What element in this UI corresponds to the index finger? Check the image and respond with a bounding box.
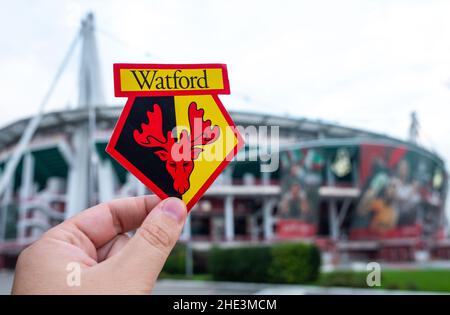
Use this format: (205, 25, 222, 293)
(63, 195, 161, 249)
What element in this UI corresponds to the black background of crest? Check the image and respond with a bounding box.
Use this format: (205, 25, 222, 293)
(114, 96, 181, 198)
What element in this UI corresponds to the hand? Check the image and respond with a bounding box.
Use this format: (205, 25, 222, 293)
(11, 196, 187, 294)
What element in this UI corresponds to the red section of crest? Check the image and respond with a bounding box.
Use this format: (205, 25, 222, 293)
(132, 104, 175, 152)
(106, 94, 244, 211)
(132, 102, 220, 195)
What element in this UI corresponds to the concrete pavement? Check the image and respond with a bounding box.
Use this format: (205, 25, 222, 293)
(0, 271, 446, 295)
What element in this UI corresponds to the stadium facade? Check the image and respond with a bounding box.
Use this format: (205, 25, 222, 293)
(0, 14, 448, 268)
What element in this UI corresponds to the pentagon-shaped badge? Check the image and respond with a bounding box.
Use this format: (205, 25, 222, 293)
(106, 64, 244, 211)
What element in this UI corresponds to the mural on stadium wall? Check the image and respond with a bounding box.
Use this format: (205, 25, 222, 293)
(350, 144, 448, 239)
(277, 148, 325, 238)
(276, 146, 360, 238)
(276, 143, 447, 240)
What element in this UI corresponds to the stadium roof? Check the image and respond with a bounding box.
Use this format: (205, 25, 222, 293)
(0, 106, 445, 168)
(0, 105, 402, 149)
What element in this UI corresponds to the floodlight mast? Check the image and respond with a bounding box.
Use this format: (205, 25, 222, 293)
(66, 12, 104, 218)
(409, 111, 419, 144)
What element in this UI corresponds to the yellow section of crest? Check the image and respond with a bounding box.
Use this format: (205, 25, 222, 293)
(119, 68, 224, 92)
(174, 95, 238, 205)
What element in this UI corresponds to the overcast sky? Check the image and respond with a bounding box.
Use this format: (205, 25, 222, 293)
(1, 0, 450, 215)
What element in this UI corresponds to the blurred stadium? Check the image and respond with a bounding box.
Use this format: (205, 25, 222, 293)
(0, 14, 448, 269)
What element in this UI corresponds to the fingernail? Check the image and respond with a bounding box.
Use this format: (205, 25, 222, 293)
(162, 197, 187, 223)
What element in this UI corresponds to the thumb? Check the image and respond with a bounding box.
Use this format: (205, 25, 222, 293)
(111, 197, 187, 290)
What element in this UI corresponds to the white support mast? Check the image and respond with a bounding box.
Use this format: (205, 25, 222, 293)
(409, 111, 419, 144)
(66, 13, 104, 218)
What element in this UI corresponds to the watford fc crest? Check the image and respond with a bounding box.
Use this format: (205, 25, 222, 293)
(106, 64, 244, 211)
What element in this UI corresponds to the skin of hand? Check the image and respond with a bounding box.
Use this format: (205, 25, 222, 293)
(11, 195, 187, 294)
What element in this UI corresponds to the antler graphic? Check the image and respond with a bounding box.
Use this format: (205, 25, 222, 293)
(133, 104, 174, 160)
(188, 102, 220, 159)
(132, 102, 220, 195)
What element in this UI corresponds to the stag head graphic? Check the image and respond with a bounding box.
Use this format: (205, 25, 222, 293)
(133, 102, 220, 194)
